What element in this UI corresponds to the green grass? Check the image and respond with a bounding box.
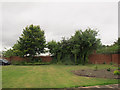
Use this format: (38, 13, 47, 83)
(2, 64, 119, 88)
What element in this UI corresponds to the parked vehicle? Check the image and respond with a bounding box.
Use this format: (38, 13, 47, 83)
(0, 59, 11, 65)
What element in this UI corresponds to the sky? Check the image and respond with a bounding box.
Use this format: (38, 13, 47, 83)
(0, 1, 119, 51)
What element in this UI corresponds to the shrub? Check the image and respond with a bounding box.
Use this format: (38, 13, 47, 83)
(57, 61, 62, 64)
(63, 59, 74, 65)
(113, 70, 120, 75)
(94, 65, 98, 71)
(107, 68, 111, 71)
(109, 62, 113, 65)
(50, 57, 57, 64)
(103, 62, 106, 64)
(118, 67, 120, 70)
(11, 60, 26, 65)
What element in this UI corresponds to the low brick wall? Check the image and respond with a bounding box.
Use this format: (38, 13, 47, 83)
(3, 56, 52, 62)
(3, 54, 120, 64)
(40, 56, 52, 62)
(88, 54, 120, 64)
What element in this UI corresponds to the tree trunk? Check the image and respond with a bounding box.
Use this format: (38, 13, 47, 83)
(83, 53, 86, 65)
(75, 54, 77, 64)
(57, 53, 61, 63)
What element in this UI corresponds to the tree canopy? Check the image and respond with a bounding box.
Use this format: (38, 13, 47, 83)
(47, 28, 101, 65)
(96, 38, 120, 54)
(3, 26, 103, 65)
(16, 24, 46, 58)
(3, 24, 46, 60)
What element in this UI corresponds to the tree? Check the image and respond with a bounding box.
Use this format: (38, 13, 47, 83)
(70, 30, 82, 64)
(12, 43, 24, 56)
(60, 37, 71, 61)
(47, 40, 62, 63)
(81, 29, 100, 64)
(70, 28, 101, 65)
(96, 38, 120, 54)
(47, 28, 100, 65)
(47, 40, 58, 56)
(14, 24, 46, 61)
(2, 48, 15, 57)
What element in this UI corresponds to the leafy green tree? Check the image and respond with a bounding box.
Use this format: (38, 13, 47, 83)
(96, 38, 120, 54)
(60, 37, 72, 61)
(114, 38, 120, 53)
(71, 28, 101, 65)
(47, 40, 62, 63)
(12, 43, 24, 56)
(47, 28, 100, 65)
(71, 48, 79, 64)
(47, 40, 58, 56)
(14, 24, 46, 61)
(2, 49, 15, 57)
(70, 30, 82, 64)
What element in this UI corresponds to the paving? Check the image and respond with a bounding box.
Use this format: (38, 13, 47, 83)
(78, 84, 120, 89)
(49, 84, 120, 90)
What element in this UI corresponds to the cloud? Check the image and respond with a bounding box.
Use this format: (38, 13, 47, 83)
(1, 2, 118, 51)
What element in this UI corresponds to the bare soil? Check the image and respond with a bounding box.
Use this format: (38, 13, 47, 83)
(71, 69, 120, 79)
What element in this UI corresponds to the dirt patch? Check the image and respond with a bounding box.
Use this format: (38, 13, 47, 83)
(71, 69, 120, 79)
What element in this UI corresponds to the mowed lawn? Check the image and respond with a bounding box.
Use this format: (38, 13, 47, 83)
(2, 64, 118, 88)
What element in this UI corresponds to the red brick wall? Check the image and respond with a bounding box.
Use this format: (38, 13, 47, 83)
(112, 54, 120, 64)
(88, 54, 120, 64)
(3, 56, 29, 62)
(3, 56, 52, 62)
(3, 54, 120, 64)
(40, 56, 52, 62)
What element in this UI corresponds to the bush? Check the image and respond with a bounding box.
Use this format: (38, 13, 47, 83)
(60, 55, 74, 65)
(103, 62, 106, 64)
(113, 70, 120, 75)
(64, 60, 74, 65)
(107, 68, 111, 71)
(118, 67, 120, 70)
(94, 65, 98, 71)
(63, 59, 74, 65)
(109, 62, 113, 65)
(10, 59, 51, 65)
(50, 57, 57, 64)
(11, 60, 26, 65)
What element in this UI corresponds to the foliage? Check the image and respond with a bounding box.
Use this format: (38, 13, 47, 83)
(62, 55, 74, 65)
(94, 65, 98, 71)
(11, 60, 50, 65)
(47, 28, 101, 65)
(47, 40, 58, 56)
(11, 60, 26, 65)
(69, 28, 101, 65)
(118, 67, 120, 70)
(106, 68, 111, 71)
(16, 24, 46, 58)
(103, 62, 106, 64)
(113, 70, 120, 75)
(2, 49, 15, 58)
(109, 62, 113, 65)
(3, 24, 46, 62)
(3, 26, 101, 65)
(96, 38, 120, 54)
(47, 40, 62, 62)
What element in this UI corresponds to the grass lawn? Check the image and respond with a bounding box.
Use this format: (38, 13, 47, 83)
(2, 64, 119, 88)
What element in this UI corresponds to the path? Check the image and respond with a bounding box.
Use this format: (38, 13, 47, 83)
(78, 84, 119, 89)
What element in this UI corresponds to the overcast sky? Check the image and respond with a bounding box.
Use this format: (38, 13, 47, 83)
(0, 1, 119, 51)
